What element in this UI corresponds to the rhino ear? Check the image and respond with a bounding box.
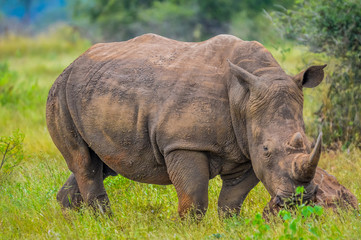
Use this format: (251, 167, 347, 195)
(293, 64, 327, 88)
(228, 59, 259, 86)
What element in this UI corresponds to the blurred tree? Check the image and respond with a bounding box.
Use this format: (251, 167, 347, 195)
(272, 0, 361, 148)
(134, 1, 198, 41)
(70, 0, 153, 40)
(69, 0, 294, 41)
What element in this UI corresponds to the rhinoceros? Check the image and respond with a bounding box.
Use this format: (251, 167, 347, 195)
(47, 33, 327, 218)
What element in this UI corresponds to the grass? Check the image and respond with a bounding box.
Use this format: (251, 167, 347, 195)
(0, 27, 360, 239)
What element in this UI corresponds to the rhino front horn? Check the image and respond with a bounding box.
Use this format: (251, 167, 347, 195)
(292, 133, 322, 182)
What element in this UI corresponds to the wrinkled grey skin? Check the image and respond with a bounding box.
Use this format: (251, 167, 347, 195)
(47, 34, 326, 218)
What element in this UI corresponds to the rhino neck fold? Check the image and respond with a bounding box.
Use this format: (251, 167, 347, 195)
(227, 76, 251, 160)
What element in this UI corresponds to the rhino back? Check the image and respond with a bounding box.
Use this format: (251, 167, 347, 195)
(63, 34, 274, 179)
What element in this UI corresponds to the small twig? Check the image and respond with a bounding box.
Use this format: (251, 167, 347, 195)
(3, 152, 17, 160)
(0, 143, 10, 170)
(7, 144, 17, 152)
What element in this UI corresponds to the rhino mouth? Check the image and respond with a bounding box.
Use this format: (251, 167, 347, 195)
(275, 184, 319, 207)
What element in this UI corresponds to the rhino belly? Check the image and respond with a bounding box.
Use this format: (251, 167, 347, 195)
(97, 149, 171, 185)
(87, 133, 171, 185)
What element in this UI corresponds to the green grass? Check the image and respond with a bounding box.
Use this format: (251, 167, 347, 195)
(0, 27, 360, 239)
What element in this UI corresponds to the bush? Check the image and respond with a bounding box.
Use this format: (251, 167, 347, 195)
(272, 0, 361, 148)
(0, 131, 24, 182)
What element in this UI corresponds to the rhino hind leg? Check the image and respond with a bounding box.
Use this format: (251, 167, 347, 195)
(218, 167, 259, 218)
(53, 139, 111, 214)
(51, 130, 110, 214)
(165, 150, 210, 219)
(47, 102, 110, 213)
(57, 173, 83, 209)
(57, 161, 116, 210)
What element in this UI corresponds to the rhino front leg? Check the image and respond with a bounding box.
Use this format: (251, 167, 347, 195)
(218, 167, 259, 218)
(166, 150, 210, 219)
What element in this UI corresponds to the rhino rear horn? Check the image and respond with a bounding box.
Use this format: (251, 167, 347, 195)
(227, 59, 259, 86)
(289, 132, 304, 148)
(292, 133, 322, 182)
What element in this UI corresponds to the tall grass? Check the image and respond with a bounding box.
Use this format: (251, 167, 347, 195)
(1, 149, 360, 239)
(0, 28, 359, 239)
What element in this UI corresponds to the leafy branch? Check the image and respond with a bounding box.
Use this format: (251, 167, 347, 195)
(0, 131, 24, 182)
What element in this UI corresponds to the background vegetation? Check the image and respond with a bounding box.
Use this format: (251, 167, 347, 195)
(272, 0, 361, 149)
(68, 0, 294, 42)
(0, 0, 360, 239)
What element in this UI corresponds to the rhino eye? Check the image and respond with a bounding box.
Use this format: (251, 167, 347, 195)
(263, 145, 271, 158)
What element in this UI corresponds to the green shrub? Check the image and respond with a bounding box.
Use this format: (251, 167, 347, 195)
(277, 186, 324, 239)
(0, 131, 24, 182)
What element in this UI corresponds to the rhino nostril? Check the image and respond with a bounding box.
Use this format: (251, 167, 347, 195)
(314, 184, 319, 195)
(275, 195, 284, 206)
